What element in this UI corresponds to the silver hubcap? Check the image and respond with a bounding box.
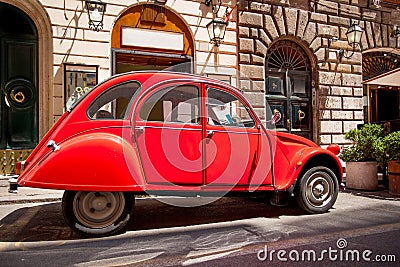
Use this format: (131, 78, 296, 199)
(305, 172, 334, 208)
(73, 192, 125, 229)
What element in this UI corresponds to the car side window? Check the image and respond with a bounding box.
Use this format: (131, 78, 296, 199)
(207, 88, 255, 128)
(139, 85, 200, 124)
(87, 81, 140, 120)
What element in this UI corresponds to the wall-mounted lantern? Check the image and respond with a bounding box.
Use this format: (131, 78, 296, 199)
(204, 0, 237, 47)
(339, 21, 364, 60)
(85, 0, 107, 31)
(206, 18, 228, 47)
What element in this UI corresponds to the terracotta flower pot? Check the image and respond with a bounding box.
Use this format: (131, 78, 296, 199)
(388, 160, 400, 197)
(345, 161, 378, 190)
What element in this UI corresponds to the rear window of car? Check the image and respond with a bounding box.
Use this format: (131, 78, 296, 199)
(87, 81, 141, 120)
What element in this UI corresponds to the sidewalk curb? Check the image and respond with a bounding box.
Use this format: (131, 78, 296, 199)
(0, 198, 62, 205)
(1, 175, 64, 205)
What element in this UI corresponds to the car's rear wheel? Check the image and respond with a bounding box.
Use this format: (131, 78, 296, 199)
(296, 166, 339, 214)
(62, 191, 134, 237)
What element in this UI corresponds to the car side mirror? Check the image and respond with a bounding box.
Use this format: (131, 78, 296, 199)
(270, 109, 282, 125)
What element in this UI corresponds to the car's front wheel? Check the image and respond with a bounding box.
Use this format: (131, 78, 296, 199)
(296, 166, 339, 214)
(62, 191, 134, 237)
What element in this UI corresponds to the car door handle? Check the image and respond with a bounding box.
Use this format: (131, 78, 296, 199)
(47, 140, 60, 151)
(135, 126, 145, 134)
(206, 130, 214, 138)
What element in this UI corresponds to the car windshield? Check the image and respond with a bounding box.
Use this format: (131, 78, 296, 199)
(66, 86, 94, 111)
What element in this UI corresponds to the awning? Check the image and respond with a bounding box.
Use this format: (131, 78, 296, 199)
(363, 67, 400, 86)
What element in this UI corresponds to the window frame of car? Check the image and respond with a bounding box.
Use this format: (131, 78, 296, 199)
(206, 86, 257, 129)
(136, 82, 201, 126)
(86, 80, 142, 120)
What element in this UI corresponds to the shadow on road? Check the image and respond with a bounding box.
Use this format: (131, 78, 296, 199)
(341, 187, 400, 201)
(1, 194, 400, 266)
(0, 197, 305, 242)
(129, 197, 304, 231)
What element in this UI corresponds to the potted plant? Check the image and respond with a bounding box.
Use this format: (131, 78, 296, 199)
(339, 124, 386, 190)
(384, 131, 400, 196)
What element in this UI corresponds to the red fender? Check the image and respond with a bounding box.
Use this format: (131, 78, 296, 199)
(18, 133, 146, 192)
(274, 147, 343, 190)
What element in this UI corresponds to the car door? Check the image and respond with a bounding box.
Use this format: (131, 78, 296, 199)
(134, 82, 203, 185)
(205, 87, 272, 187)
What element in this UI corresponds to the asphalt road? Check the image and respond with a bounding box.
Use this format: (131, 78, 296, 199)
(0, 190, 399, 266)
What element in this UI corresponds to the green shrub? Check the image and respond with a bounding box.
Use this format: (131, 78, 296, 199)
(384, 131, 400, 162)
(339, 124, 386, 166)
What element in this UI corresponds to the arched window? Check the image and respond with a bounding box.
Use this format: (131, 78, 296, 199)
(266, 40, 311, 72)
(363, 52, 400, 81)
(363, 52, 400, 123)
(111, 4, 194, 74)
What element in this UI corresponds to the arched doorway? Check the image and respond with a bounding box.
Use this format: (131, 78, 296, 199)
(265, 40, 313, 140)
(363, 51, 400, 123)
(111, 4, 194, 74)
(0, 2, 38, 149)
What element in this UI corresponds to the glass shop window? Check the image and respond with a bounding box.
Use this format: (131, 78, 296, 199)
(87, 81, 141, 120)
(207, 88, 255, 128)
(139, 85, 200, 124)
(64, 64, 98, 109)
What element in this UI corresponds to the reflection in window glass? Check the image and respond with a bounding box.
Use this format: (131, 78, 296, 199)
(139, 85, 199, 124)
(87, 81, 140, 119)
(64, 64, 98, 110)
(207, 88, 255, 128)
(291, 77, 307, 96)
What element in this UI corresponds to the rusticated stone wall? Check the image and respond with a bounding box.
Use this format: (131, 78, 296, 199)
(238, 0, 400, 146)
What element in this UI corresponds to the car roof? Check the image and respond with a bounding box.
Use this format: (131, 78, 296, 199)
(103, 71, 244, 94)
(68, 71, 246, 112)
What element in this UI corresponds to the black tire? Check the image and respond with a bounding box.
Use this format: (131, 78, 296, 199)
(296, 166, 339, 214)
(62, 191, 134, 237)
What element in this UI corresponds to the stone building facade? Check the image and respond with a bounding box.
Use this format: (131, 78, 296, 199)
(237, 0, 400, 146)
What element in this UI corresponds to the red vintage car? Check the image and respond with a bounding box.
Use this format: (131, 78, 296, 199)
(14, 71, 342, 236)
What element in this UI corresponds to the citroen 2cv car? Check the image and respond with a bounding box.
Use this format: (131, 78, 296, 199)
(14, 71, 342, 236)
